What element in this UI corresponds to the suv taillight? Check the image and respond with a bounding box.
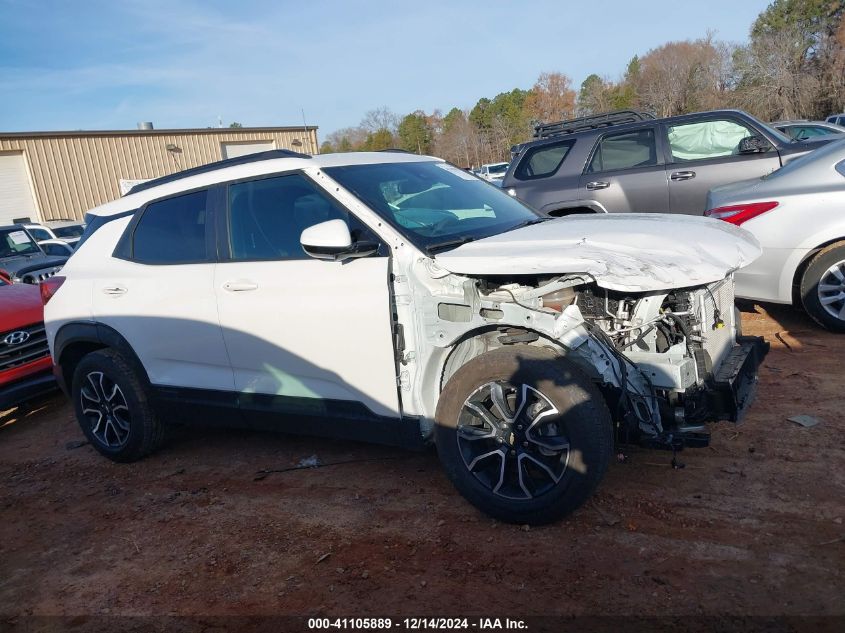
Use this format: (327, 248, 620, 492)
(705, 201, 779, 225)
(40, 276, 65, 305)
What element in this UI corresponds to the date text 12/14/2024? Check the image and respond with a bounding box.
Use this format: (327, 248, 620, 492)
(307, 618, 528, 630)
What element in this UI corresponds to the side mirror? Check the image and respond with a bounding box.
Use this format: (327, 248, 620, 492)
(738, 135, 770, 154)
(300, 219, 379, 261)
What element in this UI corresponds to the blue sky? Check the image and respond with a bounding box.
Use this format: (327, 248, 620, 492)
(1, 0, 771, 139)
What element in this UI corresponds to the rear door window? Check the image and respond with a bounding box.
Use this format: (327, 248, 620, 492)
(515, 140, 574, 179)
(131, 190, 210, 264)
(587, 129, 657, 173)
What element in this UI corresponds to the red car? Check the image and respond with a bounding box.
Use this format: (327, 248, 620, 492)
(0, 270, 56, 410)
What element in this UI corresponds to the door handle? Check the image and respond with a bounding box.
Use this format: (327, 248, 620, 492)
(223, 280, 259, 292)
(586, 181, 610, 190)
(670, 171, 696, 181)
(101, 285, 127, 296)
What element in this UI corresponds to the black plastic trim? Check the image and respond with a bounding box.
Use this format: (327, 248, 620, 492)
(708, 335, 770, 423)
(0, 369, 57, 410)
(153, 385, 425, 450)
(53, 322, 152, 392)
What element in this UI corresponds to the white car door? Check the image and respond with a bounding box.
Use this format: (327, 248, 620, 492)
(91, 189, 234, 393)
(213, 172, 400, 420)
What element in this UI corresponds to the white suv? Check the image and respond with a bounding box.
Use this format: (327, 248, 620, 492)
(43, 149, 768, 524)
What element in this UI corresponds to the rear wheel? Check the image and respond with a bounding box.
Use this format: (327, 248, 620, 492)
(435, 346, 613, 524)
(800, 242, 845, 332)
(71, 349, 163, 462)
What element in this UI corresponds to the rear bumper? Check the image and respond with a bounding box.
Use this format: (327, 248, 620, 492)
(708, 335, 770, 422)
(0, 368, 57, 410)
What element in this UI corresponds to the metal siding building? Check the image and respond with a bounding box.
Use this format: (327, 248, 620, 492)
(0, 126, 318, 223)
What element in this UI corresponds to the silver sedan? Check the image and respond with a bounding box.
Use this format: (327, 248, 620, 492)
(705, 139, 845, 331)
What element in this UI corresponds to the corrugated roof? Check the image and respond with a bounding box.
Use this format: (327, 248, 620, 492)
(0, 126, 317, 139)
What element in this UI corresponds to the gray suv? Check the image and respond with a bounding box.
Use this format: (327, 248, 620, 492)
(503, 109, 835, 216)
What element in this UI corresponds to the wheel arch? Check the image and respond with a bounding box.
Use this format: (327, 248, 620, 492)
(790, 237, 845, 305)
(437, 326, 568, 392)
(54, 322, 150, 393)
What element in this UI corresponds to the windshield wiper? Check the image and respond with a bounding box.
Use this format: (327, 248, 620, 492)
(425, 236, 477, 254)
(501, 217, 551, 233)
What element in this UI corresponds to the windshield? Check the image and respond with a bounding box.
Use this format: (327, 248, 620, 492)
(324, 161, 541, 252)
(53, 225, 84, 238)
(758, 120, 795, 144)
(0, 228, 41, 258)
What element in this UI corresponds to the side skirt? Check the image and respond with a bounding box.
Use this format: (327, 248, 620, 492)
(151, 386, 426, 451)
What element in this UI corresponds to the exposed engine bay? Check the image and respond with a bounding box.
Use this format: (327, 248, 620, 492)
(413, 266, 768, 451)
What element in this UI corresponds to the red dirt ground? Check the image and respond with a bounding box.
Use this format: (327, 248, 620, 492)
(0, 304, 842, 627)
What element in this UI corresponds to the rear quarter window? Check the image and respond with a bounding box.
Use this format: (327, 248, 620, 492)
(514, 140, 574, 180)
(76, 210, 135, 250)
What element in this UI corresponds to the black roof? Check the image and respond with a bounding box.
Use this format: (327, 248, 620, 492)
(126, 149, 312, 195)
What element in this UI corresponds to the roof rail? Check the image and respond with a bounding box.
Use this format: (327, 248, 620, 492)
(377, 148, 414, 153)
(533, 110, 656, 139)
(125, 149, 312, 195)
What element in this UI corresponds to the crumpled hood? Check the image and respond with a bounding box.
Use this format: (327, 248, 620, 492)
(435, 214, 762, 292)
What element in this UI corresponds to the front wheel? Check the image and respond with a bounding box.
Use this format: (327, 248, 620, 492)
(435, 346, 613, 524)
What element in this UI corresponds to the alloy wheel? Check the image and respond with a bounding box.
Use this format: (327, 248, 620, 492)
(80, 371, 131, 449)
(457, 381, 570, 500)
(817, 259, 845, 321)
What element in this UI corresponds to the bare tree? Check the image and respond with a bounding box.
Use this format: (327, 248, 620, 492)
(635, 37, 725, 117)
(732, 25, 820, 120)
(360, 107, 400, 134)
(523, 72, 576, 123)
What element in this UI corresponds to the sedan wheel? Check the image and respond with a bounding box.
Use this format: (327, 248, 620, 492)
(816, 260, 845, 321)
(801, 242, 845, 332)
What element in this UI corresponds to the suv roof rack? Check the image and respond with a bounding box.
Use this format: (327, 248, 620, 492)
(126, 149, 312, 195)
(533, 110, 655, 139)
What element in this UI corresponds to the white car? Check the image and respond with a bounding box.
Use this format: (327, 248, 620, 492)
(42, 149, 766, 524)
(477, 162, 509, 182)
(24, 221, 84, 250)
(706, 139, 845, 331)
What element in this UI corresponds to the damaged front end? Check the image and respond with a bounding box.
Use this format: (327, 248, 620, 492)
(413, 264, 768, 451)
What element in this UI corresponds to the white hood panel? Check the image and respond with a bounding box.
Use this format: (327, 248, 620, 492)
(435, 214, 762, 292)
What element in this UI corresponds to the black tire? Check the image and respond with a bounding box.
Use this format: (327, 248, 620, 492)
(435, 345, 613, 524)
(71, 349, 164, 462)
(800, 242, 845, 333)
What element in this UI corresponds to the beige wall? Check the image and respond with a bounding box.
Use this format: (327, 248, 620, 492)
(0, 127, 318, 222)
